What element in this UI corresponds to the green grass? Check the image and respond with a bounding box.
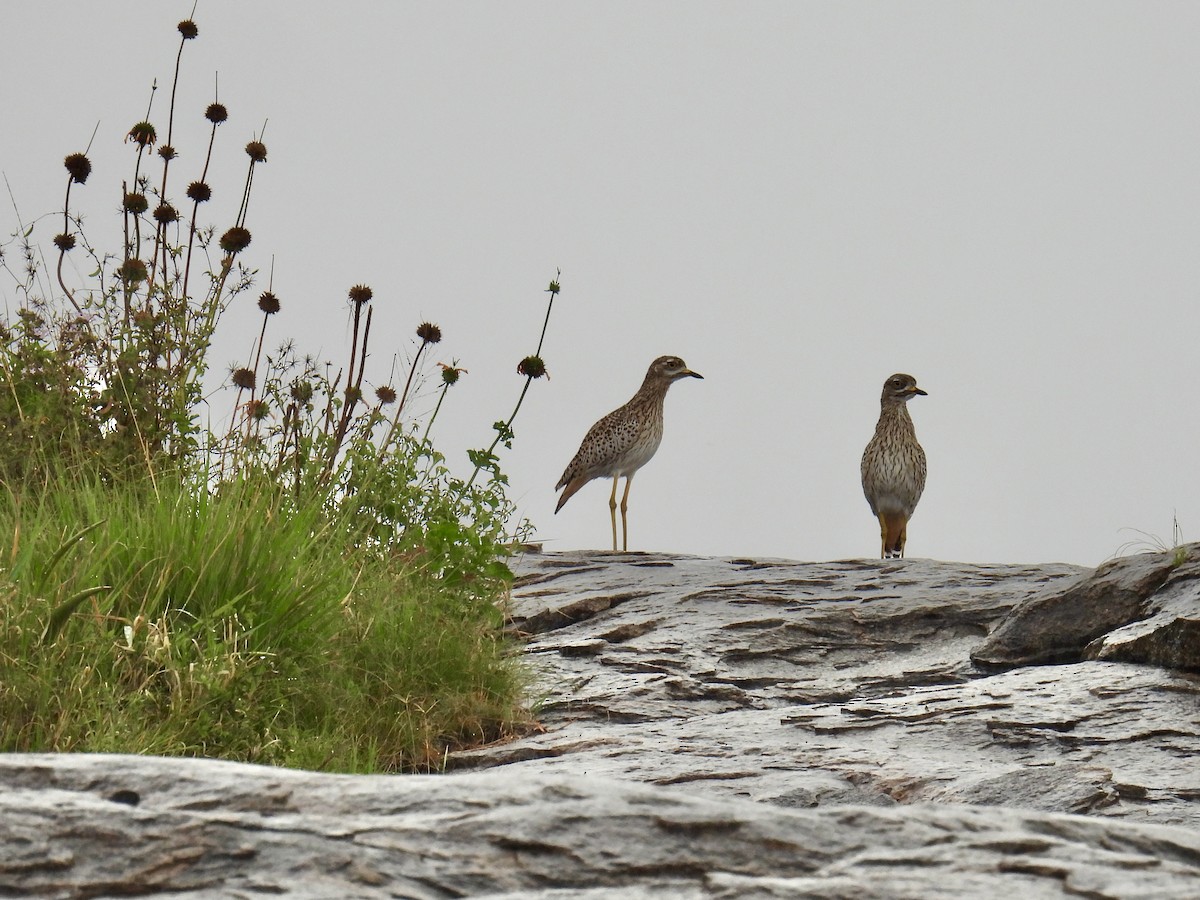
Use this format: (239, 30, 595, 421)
(0, 12, 551, 773)
(0, 469, 529, 771)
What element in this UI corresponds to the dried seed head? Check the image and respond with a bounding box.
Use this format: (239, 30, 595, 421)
(157, 145, 177, 162)
(64, 153, 92, 184)
(348, 284, 373, 305)
(257, 291, 281, 314)
(186, 181, 211, 203)
(205, 103, 228, 124)
(245, 140, 267, 162)
(119, 258, 148, 284)
(375, 385, 397, 405)
(177, 19, 198, 39)
(517, 355, 547, 379)
(416, 321, 442, 344)
(291, 381, 314, 403)
(123, 192, 149, 214)
(231, 367, 256, 390)
(127, 121, 157, 146)
(219, 226, 252, 254)
(153, 203, 179, 224)
(54, 233, 77, 252)
(439, 362, 465, 386)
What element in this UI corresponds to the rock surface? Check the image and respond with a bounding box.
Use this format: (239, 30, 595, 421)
(4, 549, 1200, 898)
(973, 541, 1200, 670)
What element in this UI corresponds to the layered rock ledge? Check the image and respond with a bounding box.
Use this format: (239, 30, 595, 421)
(3, 546, 1199, 898)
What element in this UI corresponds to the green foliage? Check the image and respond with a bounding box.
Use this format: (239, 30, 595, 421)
(0, 13, 555, 771)
(0, 467, 528, 771)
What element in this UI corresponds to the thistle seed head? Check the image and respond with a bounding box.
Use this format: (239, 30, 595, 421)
(205, 103, 228, 124)
(54, 233, 77, 252)
(119, 258, 148, 284)
(231, 367, 256, 390)
(416, 321, 442, 344)
(517, 355, 547, 379)
(375, 385, 397, 405)
(64, 153, 92, 184)
(123, 192, 149, 214)
(219, 226, 252, 254)
(245, 140, 267, 162)
(186, 181, 211, 203)
(152, 203, 179, 224)
(127, 121, 157, 146)
(348, 284, 373, 305)
(177, 19, 198, 39)
(157, 145, 177, 161)
(257, 291, 281, 314)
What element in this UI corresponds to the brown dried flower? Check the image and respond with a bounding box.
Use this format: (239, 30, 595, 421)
(127, 121, 157, 147)
(177, 19, 198, 39)
(375, 385, 397, 405)
(517, 355, 547, 379)
(416, 322, 442, 344)
(53, 233, 77, 252)
(219, 226, 252, 254)
(123, 192, 149, 214)
(205, 103, 228, 124)
(231, 367, 256, 390)
(186, 181, 211, 203)
(245, 140, 267, 162)
(119, 258, 148, 284)
(64, 153, 92, 184)
(152, 203, 179, 224)
(257, 291, 281, 314)
(348, 285, 373, 305)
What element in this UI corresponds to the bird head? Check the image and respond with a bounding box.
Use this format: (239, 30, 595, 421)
(881, 373, 926, 404)
(649, 355, 703, 382)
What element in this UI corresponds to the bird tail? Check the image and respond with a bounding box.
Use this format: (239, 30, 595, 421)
(554, 476, 588, 513)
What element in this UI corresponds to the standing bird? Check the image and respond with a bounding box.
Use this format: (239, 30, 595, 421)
(555, 355, 703, 551)
(861, 373, 928, 559)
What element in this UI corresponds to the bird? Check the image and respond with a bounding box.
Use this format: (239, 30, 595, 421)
(555, 355, 703, 551)
(860, 373, 928, 559)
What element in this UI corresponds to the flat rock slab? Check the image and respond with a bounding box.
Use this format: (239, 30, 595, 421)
(6, 550, 1200, 897)
(450, 552, 1200, 829)
(3, 754, 1200, 899)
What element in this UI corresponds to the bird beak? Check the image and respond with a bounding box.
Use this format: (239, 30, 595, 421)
(683, 369, 703, 380)
(910, 386, 927, 396)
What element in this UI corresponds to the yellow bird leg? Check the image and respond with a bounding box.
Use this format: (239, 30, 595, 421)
(619, 475, 634, 552)
(608, 477, 619, 552)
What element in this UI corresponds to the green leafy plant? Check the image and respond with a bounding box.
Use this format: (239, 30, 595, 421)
(0, 14, 553, 771)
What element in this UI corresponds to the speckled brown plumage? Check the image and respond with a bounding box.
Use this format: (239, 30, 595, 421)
(861, 373, 927, 559)
(555, 355, 702, 551)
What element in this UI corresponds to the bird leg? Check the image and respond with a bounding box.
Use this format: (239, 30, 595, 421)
(619, 475, 634, 552)
(608, 478, 619, 552)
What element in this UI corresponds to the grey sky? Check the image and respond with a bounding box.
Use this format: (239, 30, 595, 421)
(4, 2, 1198, 565)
